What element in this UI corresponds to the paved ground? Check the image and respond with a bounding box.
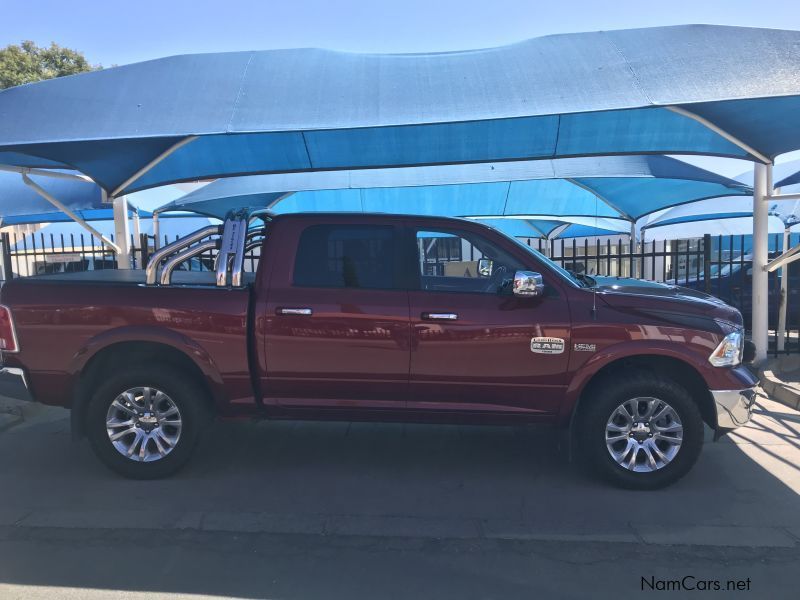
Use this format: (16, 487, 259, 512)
(0, 392, 798, 599)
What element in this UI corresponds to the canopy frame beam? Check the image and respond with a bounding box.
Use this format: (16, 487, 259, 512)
(666, 106, 771, 164)
(563, 178, 635, 222)
(21, 173, 121, 253)
(765, 243, 800, 273)
(110, 136, 198, 198)
(765, 192, 800, 202)
(0, 164, 93, 183)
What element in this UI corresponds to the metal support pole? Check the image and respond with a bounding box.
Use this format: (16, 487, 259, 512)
(153, 212, 161, 250)
(131, 210, 142, 268)
(113, 195, 131, 269)
(132, 209, 141, 240)
(752, 162, 771, 363)
(630, 222, 637, 279)
(777, 226, 790, 352)
(21, 173, 121, 253)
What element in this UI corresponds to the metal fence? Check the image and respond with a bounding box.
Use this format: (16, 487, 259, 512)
(1, 228, 796, 355)
(526, 233, 798, 356)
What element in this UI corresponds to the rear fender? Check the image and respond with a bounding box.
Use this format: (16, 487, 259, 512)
(69, 326, 225, 439)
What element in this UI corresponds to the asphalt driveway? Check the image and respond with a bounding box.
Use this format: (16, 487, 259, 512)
(0, 392, 798, 599)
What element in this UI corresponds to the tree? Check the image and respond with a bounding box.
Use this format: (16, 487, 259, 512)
(0, 41, 100, 90)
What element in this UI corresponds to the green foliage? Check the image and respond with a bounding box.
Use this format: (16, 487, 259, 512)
(0, 40, 100, 90)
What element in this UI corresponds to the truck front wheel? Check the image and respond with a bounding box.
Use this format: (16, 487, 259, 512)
(577, 372, 704, 490)
(85, 365, 209, 479)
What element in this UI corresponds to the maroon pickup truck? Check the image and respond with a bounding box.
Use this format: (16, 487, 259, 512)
(0, 212, 757, 489)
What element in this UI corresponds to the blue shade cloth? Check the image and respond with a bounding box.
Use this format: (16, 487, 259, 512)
(159, 155, 749, 221)
(735, 159, 800, 188)
(475, 216, 629, 239)
(1, 25, 800, 194)
(0, 170, 104, 222)
(0, 170, 194, 224)
(775, 163, 800, 188)
(642, 184, 800, 233)
(2, 208, 150, 225)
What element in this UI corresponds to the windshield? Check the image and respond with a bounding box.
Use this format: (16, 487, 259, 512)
(506, 236, 585, 288)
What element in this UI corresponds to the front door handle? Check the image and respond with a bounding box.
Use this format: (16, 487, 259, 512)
(276, 307, 313, 316)
(422, 312, 458, 321)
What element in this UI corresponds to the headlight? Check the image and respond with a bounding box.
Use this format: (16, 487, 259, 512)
(708, 331, 743, 367)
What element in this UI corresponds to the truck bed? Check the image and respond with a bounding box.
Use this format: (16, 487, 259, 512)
(12, 269, 256, 287)
(0, 268, 256, 411)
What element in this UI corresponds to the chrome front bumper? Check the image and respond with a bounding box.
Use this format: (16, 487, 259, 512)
(0, 367, 33, 402)
(711, 387, 757, 430)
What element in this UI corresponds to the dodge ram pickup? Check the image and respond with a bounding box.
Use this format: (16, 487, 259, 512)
(0, 212, 758, 489)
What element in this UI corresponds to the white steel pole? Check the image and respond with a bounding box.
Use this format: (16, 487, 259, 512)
(630, 222, 637, 278)
(21, 173, 121, 253)
(132, 209, 141, 240)
(752, 162, 770, 364)
(113, 195, 132, 269)
(777, 226, 790, 352)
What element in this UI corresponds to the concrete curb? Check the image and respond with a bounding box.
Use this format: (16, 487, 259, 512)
(759, 357, 800, 411)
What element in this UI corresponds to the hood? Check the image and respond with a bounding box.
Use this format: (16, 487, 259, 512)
(591, 276, 743, 329)
(593, 276, 723, 303)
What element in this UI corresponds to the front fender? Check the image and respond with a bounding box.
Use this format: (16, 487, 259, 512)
(558, 339, 712, 427)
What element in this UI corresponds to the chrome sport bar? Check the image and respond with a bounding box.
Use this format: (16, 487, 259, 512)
(145, 210, 269, 287)
(159, 240, 221, 285)
(215, 217, 249, 287)
(145, 225, 222, 285)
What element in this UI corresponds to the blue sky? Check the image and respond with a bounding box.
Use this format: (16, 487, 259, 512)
(3, 0, 800, 66)
(2, 0, 799, 176)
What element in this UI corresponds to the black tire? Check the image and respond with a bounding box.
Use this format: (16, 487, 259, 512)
(85, 365, 210, 479)
(577, 370, 704, 490)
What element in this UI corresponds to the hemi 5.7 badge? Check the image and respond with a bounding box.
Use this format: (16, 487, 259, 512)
(530, 337, 565, 354)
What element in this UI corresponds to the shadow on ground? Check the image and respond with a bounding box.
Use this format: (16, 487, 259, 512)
(0, 396, 798, 599)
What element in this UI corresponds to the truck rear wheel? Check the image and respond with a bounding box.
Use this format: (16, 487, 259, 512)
(577, 371, 704, 490)
(85, 365, 209, 479)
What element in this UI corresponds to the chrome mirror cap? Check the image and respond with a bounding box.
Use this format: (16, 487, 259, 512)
(513, 271, 544, 297)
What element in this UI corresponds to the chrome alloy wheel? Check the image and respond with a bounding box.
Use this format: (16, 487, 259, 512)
(105, 387, 183, 462)
(605, 397, 683, 472)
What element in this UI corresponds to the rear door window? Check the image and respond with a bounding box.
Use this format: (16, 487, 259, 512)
(293, 225, 398, 290)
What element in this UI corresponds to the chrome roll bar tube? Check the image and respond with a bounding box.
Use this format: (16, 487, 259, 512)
(159, 239, 221, 286)
(145, 225, 222, 285)
(145, 211, 267, 287)
(214, 217, 249, 287)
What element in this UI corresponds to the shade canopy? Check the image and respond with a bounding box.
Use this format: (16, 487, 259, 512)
(775, 161, 800, 188)
(641, 184, 800, 232)
(2, 25, 800, 195)
(0, 170, 201, 225)
(735, 158, 800, 188)
(0, 170, 104, 224)
(473, 215, 629, 239)
(158, 155, 750, 223)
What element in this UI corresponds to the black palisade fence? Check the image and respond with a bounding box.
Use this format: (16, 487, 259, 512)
(1, 229, 797, 355)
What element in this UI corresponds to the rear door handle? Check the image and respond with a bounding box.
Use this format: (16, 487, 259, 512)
(422, 312, 458, 321)
(276, 307, 312, 316)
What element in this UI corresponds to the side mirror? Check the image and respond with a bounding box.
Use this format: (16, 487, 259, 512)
(513, 271, 544, 297)
(478, 258, 493, 277)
